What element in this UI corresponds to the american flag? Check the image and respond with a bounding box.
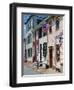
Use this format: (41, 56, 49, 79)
(42, 23, 49, 32)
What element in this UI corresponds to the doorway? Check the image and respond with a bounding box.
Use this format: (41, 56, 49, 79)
(49, 46, 53, 68)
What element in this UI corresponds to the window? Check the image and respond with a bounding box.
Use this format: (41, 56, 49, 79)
(27, 34, 32, 44)
(43, 32, 47, 36)
(56, 44, 60, 62)
(38, 28, 42, 38)
(49, 21, 52, 33)
(43, 42, 47, 57)
(28, 48, 32, 57)
(56, 19, 59, 30)
(49, 26, 52, 33)
(37, 19, 42, 24)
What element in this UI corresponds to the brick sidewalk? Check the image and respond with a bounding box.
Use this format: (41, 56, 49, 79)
(24, 62, 63, 74)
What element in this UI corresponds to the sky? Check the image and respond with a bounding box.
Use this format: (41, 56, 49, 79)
(23, 14, 31, 24)
(22, 14, 48, 39)
(22, 14, 48, 24)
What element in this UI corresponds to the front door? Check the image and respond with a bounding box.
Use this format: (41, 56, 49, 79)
(49, 46, 53, 68)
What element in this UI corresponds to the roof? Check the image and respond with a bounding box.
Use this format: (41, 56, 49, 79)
(23, 14, 48, 24)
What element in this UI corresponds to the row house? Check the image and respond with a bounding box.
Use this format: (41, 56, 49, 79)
(23, 15, 47, 62)
(23, 14, 64, 70)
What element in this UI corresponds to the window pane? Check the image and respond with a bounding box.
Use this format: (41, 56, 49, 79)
(28, 48, 32, 57)
(27, 34, 32, 44)
(38, 28, 42, 38)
